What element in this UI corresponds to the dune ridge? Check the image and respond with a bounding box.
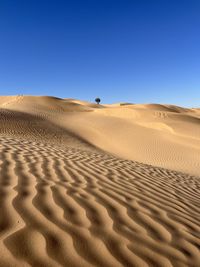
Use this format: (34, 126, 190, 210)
(0, 96, 199, 267)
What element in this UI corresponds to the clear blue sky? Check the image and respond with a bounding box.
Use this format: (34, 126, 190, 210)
(0, 0, 199, 106)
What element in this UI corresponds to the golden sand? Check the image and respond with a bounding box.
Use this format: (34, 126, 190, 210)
(0, 96, 199, 266)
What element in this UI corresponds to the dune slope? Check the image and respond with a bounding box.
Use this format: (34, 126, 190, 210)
(0, 96, 199, 267)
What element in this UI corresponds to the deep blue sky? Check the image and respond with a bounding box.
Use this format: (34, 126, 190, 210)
(0, 0, 199, 106)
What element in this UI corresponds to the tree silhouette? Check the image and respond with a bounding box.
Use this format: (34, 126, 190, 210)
(95, 97, 101, 104)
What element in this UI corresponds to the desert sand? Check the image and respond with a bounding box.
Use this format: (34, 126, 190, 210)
(0, 95, 199, 267)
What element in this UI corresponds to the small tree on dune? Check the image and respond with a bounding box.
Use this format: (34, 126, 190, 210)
(95, 97, 101, 104)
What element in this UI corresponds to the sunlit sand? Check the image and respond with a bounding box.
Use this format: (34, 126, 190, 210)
(0, 95, 199, 266)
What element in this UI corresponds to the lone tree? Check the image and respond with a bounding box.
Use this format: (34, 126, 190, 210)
(95, 97, 101, 104)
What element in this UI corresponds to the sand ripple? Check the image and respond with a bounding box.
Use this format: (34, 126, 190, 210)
(0, 137, 199, 267)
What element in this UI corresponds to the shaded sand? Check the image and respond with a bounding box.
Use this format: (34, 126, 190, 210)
(0, 96, 199, 267)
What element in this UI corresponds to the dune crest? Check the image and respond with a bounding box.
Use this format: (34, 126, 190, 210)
(0, 96, 199, 267)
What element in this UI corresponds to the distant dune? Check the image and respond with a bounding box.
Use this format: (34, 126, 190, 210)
(0, 95, 199, 267)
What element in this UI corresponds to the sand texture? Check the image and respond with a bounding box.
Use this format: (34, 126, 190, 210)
(0, 96, 199, 267)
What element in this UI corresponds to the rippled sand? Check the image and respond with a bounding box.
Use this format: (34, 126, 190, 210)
(0, 96, 199, 267)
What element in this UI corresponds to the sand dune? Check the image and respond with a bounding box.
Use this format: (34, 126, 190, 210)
(0, 95, 199, 267)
